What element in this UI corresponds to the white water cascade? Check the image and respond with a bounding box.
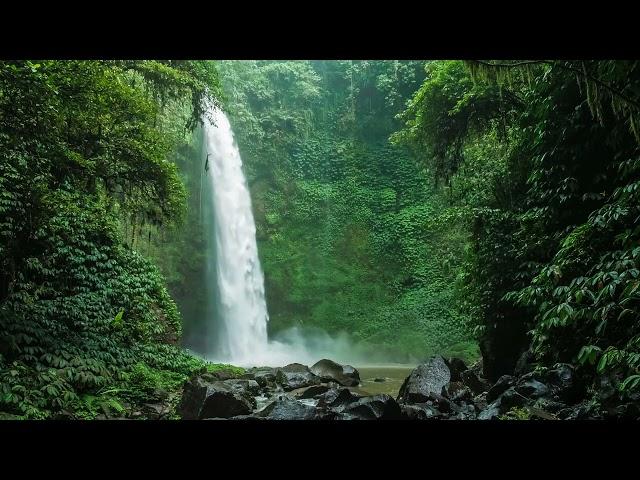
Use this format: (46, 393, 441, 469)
(204, 107, 269, 365)
(202, 106, 375, 368)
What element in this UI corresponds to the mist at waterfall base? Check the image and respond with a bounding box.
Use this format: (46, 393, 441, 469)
(187, 106, 409, 369)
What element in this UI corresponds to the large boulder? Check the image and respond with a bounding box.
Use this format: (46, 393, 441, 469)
(275, 363, 321, 391)
(397, 356, 451, 404)
(178, 376, 258, 419)
(310, 359, 360, 387)
(316, 387, 361, 409)
(246, 367, 277, 389)
(293, 384, 331, 399)
(255, 395, 317, 420)
(335, 395, 401, 420)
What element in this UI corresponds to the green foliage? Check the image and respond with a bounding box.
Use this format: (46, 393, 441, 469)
(499, 406, 532, 420)
(215, 60, 472, 359)
(395, 58, 640, 394)
(0, 60, 224, 418)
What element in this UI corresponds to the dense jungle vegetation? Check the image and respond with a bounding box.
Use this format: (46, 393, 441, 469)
(0, 59, 639, 419)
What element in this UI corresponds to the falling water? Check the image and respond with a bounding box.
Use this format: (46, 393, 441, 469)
(201, 106, 393, 367)
(204, 106, 269, 365)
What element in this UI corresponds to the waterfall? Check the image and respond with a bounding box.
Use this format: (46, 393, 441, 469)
(201, 106, 364, 368)
(203, 106, 269, 365)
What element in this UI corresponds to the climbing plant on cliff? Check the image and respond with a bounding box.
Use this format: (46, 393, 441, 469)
(394, 60, 640, 398)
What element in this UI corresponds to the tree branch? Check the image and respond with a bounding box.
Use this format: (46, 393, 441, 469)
(469, 60, 640, 113)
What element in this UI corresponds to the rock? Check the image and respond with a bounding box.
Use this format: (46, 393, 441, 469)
(515, 379, 549, 399)
(316, 387, 361, 409)
(477, 402, 500, 420)
(480, 319, 530, 382)
(178, 376, 256, 419)
(544, 363, 583, 403)
(461, 369, 489, 395)
(557, 401, 602, 420)
(596, 372, 619, 403)
(498, 387, 528, 411)
(310, 359, 360, 387)
(397, 356, 451, 403)
(400, 403, 442, 420)
(335, 394, 401, 420)
(256, 396, 317, 420)
(248, 367, 278, 389)
(143, 403, 171, 419)
(201, 368, 240, 382)
(374, 378, 386, 383)
(472, 392, 488, 412)
(449, 404, 477, 420)
(608, 403, 640, 420)
(486, 375, 516, 403)
(476, 387, 527, 419)
(514, 350, 536, 376)
(293, 384, 330, 399)
(227, 415, 264, 421)
(275, 363, 321, 391)
(52, 410, 77, 420)
(533, 398, 567, 414)
(445, 357, 468, 382)
(445, 381, 472, 403)
(223, 378, 261, 397)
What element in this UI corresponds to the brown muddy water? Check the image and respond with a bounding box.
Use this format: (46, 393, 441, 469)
(350, 365, 416, 398)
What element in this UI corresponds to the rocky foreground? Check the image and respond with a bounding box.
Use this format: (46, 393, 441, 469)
(176, 356, 633, 420)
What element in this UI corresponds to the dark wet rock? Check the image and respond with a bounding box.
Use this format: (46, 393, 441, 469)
(539, 363, 584, 404)
(255, 396, 317, 420)
(486, 375, 516, 403)
(310, 359, 360, 387)
(515, 378, 549, 399)
(316, 387, 361, 409)
(335, 394, 401, 420)
(514, 350, 536, 376)
(52, 410, 77, 420)
(397, 356, 451, 403)
(557, 401, 602, 420)
(533, 398, 567, 414)
(449, 404, 477, 420)
(477, 402, 500, 420)
(461, 369, 489, 395)
(445, 357, 468, 382)
(596, 373, 619, 403)
(400, 403, 442, 420)
(227, 415, 265, 421)
(445, 381, 472, 403)
(472, 392, 488, 412)
(476, 387, 527, 419)
(607, 403, 640, 420)
(498, 387, 528, 411)
(143, 403, 171, 419)
(374, 377, 386, 383)
(293, 384, 330, 399)
(178, 376, 256, 419)
(248, 367, 277, 389)
(275, 363, 321, 391)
